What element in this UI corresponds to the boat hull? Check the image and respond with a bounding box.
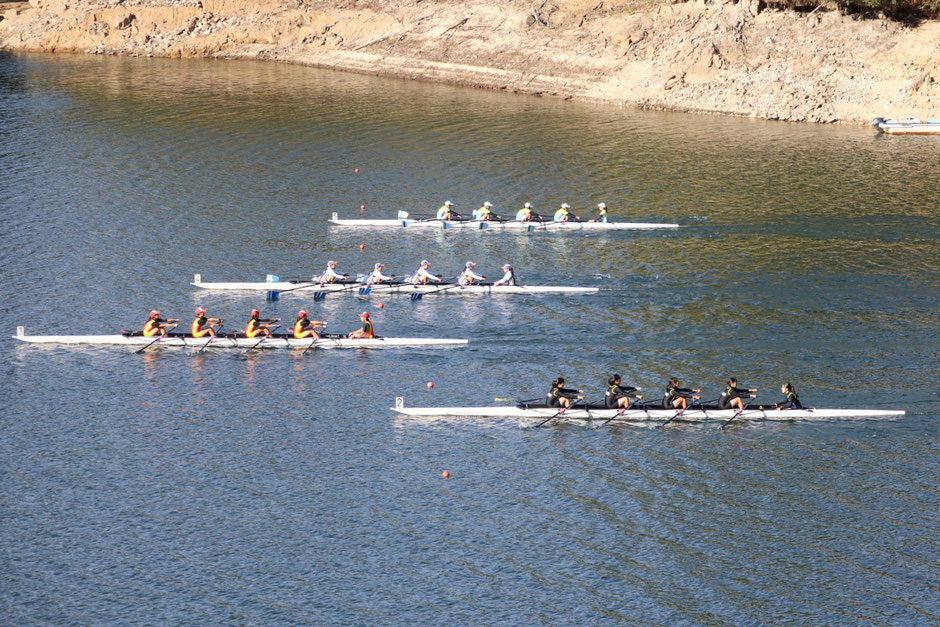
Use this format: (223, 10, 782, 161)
(329, 215, 678, 230)
(874, 118, 940, 135)
(12, 329, 468, 349)
(191, 275, 597, 295)
(390, 400, 904, 422)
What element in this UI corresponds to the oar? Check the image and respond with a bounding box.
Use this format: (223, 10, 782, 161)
(720, 399, 755, 429)
(410, 278, 462, 301)
(134, 324, 177, 353)
(267, 279, 325, 301)
(535, 398, 582, 428)
(359, 276, 402, 296)
(301, 327, 326, 355)
(246, 324, 280, 351)
(658, 396, 713, 429)
(596, 398, 648, 429)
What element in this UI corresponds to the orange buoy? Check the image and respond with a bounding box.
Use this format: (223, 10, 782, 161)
(377, 302, 384, 309)
(355, 168, 359, 173)
(426, 381, 434, 389)
(442, 470, 450, 479)
(359, 243, 365, 250)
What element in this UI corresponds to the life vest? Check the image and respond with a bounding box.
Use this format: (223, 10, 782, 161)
(245, 317, 262, 338)
(143, 318, 161, 337)
(191, 316, 210, 337)
(359, 320, 374, 338)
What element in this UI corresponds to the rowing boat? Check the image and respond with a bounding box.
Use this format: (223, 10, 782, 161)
(191, 274, 598, 295)
(329, 213, 678, 230)
(390, 398, 905, 422)
(11, 327, 468, 350)
(872, 117, 940, 135)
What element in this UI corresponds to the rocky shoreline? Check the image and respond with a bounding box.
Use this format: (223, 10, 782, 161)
(1, 0, 937, 124)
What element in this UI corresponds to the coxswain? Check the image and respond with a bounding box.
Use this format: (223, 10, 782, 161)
(493, 263, 516, 286)
(191, 307, 223, 338)
(664, 377, 701, 411)
(366, 262, 395, 285)
(319, 260, 347, 284)
(773, 382, 803, 410)
(293, 310, 326, 339)
(436, 200, 460, 221)
(347, 311, 375, 339)
(143, 310, 179, 337)
(458, 261, 486, 286)
(717, 377, 758, 411)
(553, 203, 580, 222)
(245, 309, 278, 338)
(515, 202, 541, 222)
(547, 377, 584, 410)
(411, 259, 441, 285)
(589, 202, 609, 223)
(605, 374, 643, 410)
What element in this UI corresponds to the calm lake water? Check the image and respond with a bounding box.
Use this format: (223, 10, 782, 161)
(1, 52, 938, 624)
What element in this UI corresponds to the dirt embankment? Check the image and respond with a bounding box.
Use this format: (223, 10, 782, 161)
(1, 0, 938, 123)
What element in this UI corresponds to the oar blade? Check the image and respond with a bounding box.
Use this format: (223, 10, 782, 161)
(410, 292, 423, 301)
(266, 290, 280, 302)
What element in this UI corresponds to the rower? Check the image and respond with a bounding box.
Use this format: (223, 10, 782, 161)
(143, 310, 179, 337)
(515, 202, 541, 222)
(293, 309, 326, 339)
(589, 202, 609, 223)
(493, 263, 516, 286)
(411, 259, 441, 285)
(553, 203, 580, 222)
(191, 307, 223, 338)
(547, 377, 584, 410)
(366, 262, 395, 285)
(773, 382, 803, 410)
(347, 311, 375, 339)
(319, 260, 348, 284)
(436, 200, 460, 221)
(458, 261, 486, 286)
(664, 377, 700, 411)
(717, 377, 758, 411)
(605, 374, 643, 409)
(474, 201, 501, 221)
(245, 309, 278, 338)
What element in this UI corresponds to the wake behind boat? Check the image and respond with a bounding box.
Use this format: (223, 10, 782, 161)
(12, 327, 468, 350)
(191, 274, 598, 296)
(329, 212, 678, 231)
(390, 398, 905, 422)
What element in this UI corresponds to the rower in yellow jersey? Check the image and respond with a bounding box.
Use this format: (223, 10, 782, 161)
(191, 307, 222, 338)
(143, 310, 179, 337)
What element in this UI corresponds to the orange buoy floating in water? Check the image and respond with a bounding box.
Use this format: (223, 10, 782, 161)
(426, 381, 434, 389)
(442, 470, 450, 479)
(359, 243, 365, 251)
(355, 168, 359, 173)
(377, 302, 384, 309)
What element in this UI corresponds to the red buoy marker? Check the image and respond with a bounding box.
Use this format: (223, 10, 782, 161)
(426, 381, 434, 389)
(355, 168, 359, 173)
(377, 302, 384, 309)
(442, 470, 450, 479)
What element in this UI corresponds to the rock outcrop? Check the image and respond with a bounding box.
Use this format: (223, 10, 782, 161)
(1, 0, 937, 124)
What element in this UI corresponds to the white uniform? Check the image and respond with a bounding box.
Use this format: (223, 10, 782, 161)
(367, 267, 394, 284)
(494, 269, 516, 286)
(458, 268, 486, 286)
(411, 266, 440, 284)
(320, 266, 345, 283)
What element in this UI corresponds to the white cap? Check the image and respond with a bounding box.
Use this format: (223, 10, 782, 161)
(524, 202, 532, 208)
(374, 263, 384, 269)
(484, 201, 492, 207)
(598, 202, 606, 209)
(444, 200, 453, 206)
(561, 203, 570, 209)
(420, 259, 429, 266)
(465, 261, 475, 268)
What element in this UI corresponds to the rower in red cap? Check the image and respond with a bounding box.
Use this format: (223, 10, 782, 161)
(143, 310, 179, 337)
(293, 310, 327, 339)
(347, 311, 375, 339)
(245, 309, 279, 338)
(191, 307, 223, 338)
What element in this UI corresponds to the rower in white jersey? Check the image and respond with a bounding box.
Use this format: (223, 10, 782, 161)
(366, 262, 395, 285)
(493, 263, 516, 286)
(319, 260, 348, 283)
(458, 261, 486, 286)
(411, 259, 442, 285)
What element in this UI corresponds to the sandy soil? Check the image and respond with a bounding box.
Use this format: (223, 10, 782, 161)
(1, 0, 937, 124)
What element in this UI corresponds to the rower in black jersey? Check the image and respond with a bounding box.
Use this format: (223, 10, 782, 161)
(717, 377, 758, 411)
(547, 377, 584, 409)
(605, 374, 643, 409)
(663, 377, 701, 411)
(772, 382, 802, 410)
